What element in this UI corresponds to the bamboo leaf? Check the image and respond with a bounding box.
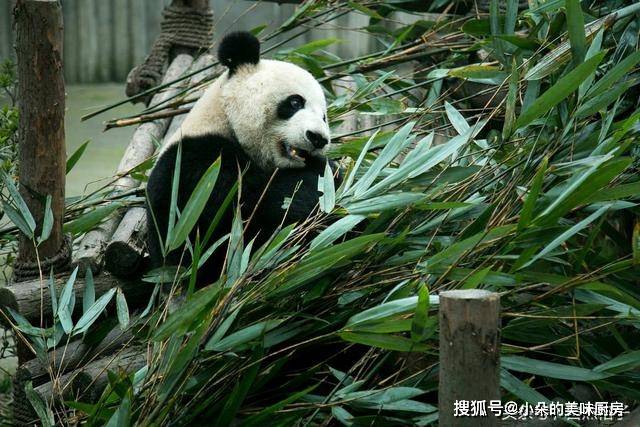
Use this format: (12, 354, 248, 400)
(64, 202, 122, 235)
(48, 270, 57, 315)
(502, 355, 611, 381)
(310, 214, 366, 251)
(167, 158, 221, 252)
(205, 306, 242, 349)
(83, 267, 95, 314)
(319, 162, 336, 213)
(633, 222, 640, 265)
(566, 0, 586, 65)
(347, 1, 383, 19)
(444, 101, 470, 135)
(518, 157, 548, 231)
(1, 172, 36, 234)
(25, 381, 54, 427)
(38, 195, 53, 244)
(346, 295, 439, 328)
(519, 204, 610, 270)
(73, 288, 116, 336)
(57, 267, 79, 318)
(243, 385, 317, 427)
(588, 49, 640, 99)
(339, 331, 428, 352)
(105, 396, 131, 427)
(344, 193, 424, 215)
(215, 350, 262, 427)
(152, 284, 220, 341)
(350, 122, 415, 198)
(502, 59, 519, 138)
(538, 157, 631, 224)
(576, 81, 630, 118)
(166, 141, 182, 248)
(594, 350, 640, 374)
(500, 369, 550, 404)
(515, 52, 605, 129)
(411, 284, 432, 342)
(3, 201, 34, 239)
(206, 319, 283, 352)
(578, 29, 604, 99)
(66, 140, 90, 174)
(116, 288, 130, 330)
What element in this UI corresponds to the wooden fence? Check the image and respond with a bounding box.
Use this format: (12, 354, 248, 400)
(0, 0, 316, 83)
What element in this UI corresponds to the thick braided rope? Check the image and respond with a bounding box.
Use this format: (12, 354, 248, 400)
(126, 5, 213, 100)
(12, 234, 72, 281)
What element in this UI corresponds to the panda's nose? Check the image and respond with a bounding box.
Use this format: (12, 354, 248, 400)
(306, 131, 328, 149)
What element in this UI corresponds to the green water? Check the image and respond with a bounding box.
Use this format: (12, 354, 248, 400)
(65, 84, 143, 197)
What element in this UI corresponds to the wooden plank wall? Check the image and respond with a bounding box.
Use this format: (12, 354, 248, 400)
(0, 0, 374, 84)
(0, 0, 166, 83)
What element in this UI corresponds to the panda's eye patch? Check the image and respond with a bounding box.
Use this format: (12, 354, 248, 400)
(277, 94, 306, 120)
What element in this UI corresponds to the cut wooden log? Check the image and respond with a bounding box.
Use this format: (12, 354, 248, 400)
(37, 347, 146, 403)
(104, 207, 148, 277)
(439, 289, 501, 427)
(17, 325, 134, 385)
(72, 54, 194, 275)
(0, 273, 150, 325)
(163, 53, 217, 139)
(112, 55, 194, 194)
(105, 54, 217, 278)
(12, 326, 135, 425)
(72, 213, 122, 276)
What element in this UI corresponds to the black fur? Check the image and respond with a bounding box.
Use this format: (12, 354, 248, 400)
(218, 31, 260, 75)
(146, 134, 334, 283)
(276, 94, 305, 120)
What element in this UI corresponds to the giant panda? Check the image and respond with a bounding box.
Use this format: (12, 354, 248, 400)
(146, 31, 336, 283)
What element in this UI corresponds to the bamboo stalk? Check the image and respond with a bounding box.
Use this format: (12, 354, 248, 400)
(104, 107, 192, 131)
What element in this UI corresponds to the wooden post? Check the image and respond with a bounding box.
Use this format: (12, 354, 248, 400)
(439, 290, 500, 427)
(14, 0, 68, 277)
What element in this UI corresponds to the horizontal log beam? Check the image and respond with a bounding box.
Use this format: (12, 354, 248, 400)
(0, 274, 151, 326)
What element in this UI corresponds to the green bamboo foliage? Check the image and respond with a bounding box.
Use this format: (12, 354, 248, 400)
(3, 0, 640, 425)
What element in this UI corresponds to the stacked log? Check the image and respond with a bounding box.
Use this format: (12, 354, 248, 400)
(0, 274, 150, 324)
(104, 53, 218, 278)
(72, 53, 195, 275)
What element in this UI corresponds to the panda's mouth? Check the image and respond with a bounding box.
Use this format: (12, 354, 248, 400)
(281, 141, 312, 163)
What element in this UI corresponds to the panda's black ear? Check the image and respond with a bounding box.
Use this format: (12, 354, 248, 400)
(218, 31, 260, 75)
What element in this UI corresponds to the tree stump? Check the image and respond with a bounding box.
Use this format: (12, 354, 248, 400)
(13, 0, 69, 280)
(439, 289, 501, 426)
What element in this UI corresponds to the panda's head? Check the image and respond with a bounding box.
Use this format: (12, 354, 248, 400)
(198, 31, 330, 169)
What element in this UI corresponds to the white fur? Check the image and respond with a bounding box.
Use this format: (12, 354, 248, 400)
(164, 59, 330, 169)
